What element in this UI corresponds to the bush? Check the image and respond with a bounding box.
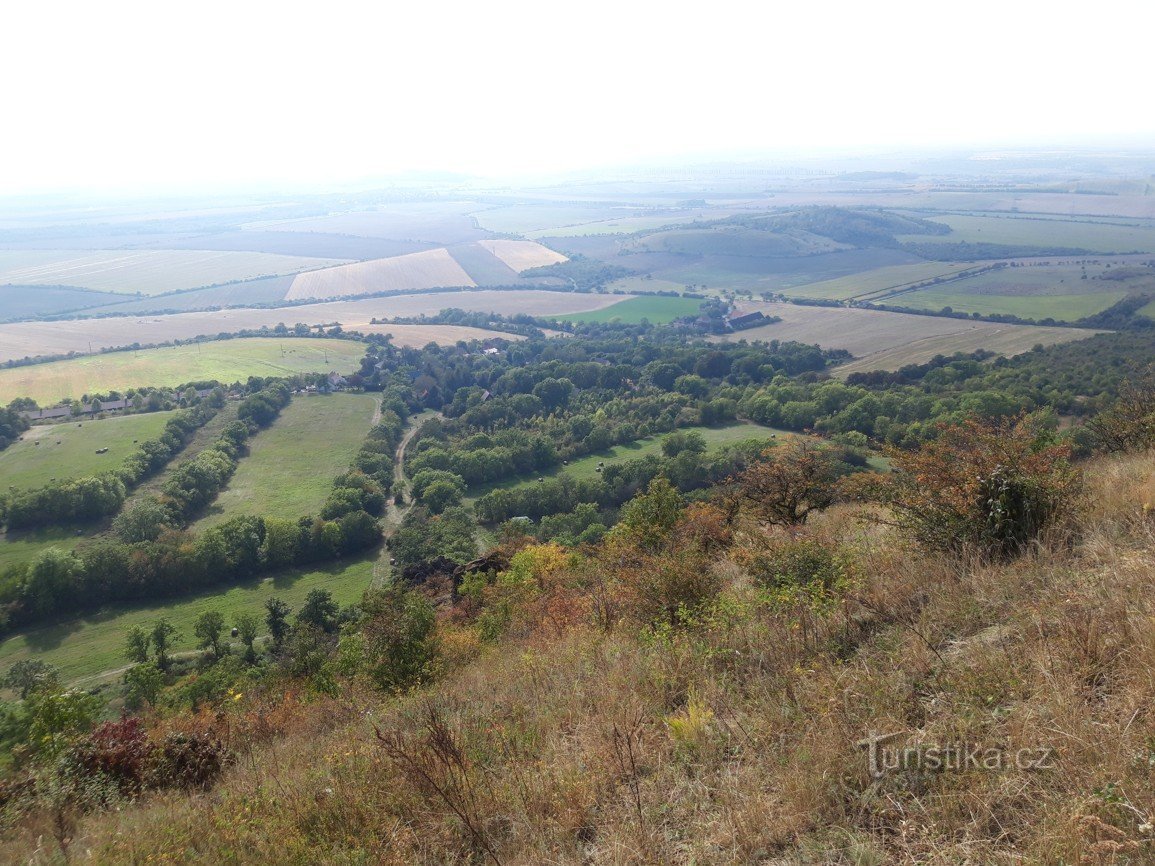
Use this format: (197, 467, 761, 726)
(879, 413, 1079, 559)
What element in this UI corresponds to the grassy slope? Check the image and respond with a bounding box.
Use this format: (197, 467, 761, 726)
(33, 449, 1155, 864)
(0, 411, 175, 492)
(196, 393, 378, 529)
(551, 295, 702, 324)
(0, 555, 376, 685)
(0, 337, 366, 404)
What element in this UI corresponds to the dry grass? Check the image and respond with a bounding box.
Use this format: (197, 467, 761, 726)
(5, 453, 1155, 863)
(285, 249, 476, 300)
(475, 240, 567, 272)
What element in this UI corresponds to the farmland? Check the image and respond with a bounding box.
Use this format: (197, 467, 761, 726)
(196, 393, 379, 529)
(713, 302, 1101, 371)
(285, 249, 476, 300)
(0, 249, 346, 295)
(552, 294, 703, 324)
(0, 285, 128, 321)
(897, 213, 1155, 253)
(0, 555, 376, 685)
(0, 291, 627, 362)
(473, 204, 651, 235)
(782, 262, 975, 300)
(0, 338, 366, 405)
(0, 411, 176, 492)
(889, 288, 1126, 321)
(476, 239, 567, 272)
(242, 203, 490, 245)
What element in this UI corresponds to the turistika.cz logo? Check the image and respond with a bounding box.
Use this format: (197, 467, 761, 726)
(858, 730, 1056, 779)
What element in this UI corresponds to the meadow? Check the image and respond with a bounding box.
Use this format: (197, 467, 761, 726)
(897, 213, 1155, 253)
(0, 410, 175, 492)
(0, 338, 366, 404)
(0, 529, 81, 575)
(889, 287, 1126, 320)
(196, 393, 379, 529)
(467, 421, 789, 502)
(0, 250, 346, 295)
(0, 555, 376, 685)
(0, 291, 623, 362)
(552, 294, 702, 324)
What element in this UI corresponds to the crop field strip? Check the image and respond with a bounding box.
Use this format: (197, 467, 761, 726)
(0, 411, 176, 493)
(285, 249, 477, 300)
(0, 337, 367, 404)
(0, 555, 376, 686)
(475, 239, 568, 272)
(552, 295, 704, 324)
(886, 287, 1127, 321)
(0, 291, 629, 362)
(0, 249, 348, 295)
(895, 213, 1155, 253)
(194, 393, 380, 529)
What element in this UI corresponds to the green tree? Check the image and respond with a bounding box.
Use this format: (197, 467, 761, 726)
(125, 626, 152, 665)
(1, 660, 60, 700)
(151, 619, 180, 670)
(297, 589, 339, 633)
(193, 611, 226, 659)
(265, 598, 292, 649)
(236, 612, 260, 663)
(123, 663, 164, 710)
(360, 586, 437, 692)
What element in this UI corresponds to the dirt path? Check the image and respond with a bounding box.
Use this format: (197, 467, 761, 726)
(371, 410, 441, 588)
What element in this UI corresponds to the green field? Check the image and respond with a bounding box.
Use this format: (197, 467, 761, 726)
(0, 529, 81, 574)
(604, 276, 690, 294)
(196, 393, 379, 528)
(0, 411, 175, 492)
(0, 249, 345, 296)
(552, 295, 703, 324)
(897, 214, 1155, 253)
(784, 263, 974, 300)
(467, 421, 790, 502)
(0, 555, 376, 685)
(1139, 299, 1155, 319)
(0, 337, 367, 405)
(888, 288, 1126, 321)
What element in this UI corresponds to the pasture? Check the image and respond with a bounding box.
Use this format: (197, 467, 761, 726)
(552, 294, 702, 324)
(467, 421, 789, 501)
(0, 530, 82, 575)
(196, 393, 379, 529)
(0, 250, 346, 295)
(713, 302, 1101, 371)
(0, 338, 366, 405)
(0, 411, 176, 492)
(0, 291, 627, 362)
(0, 555, 376, 685)
(285, 249, 476, 300)
(897, 213, 1155, 253)
(889, 288, 1126, 321)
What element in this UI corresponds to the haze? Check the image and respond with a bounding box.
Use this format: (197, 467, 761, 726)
(2, 0, 1152, 194)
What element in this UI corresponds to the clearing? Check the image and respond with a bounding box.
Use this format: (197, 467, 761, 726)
(0, 337, 366, 405)
(285, 249, 476, 301)
(0, 555, 375, 686)
(0, 411, 176, 492)
(196, 393, 379, 529)
(0, 250, 346, 295)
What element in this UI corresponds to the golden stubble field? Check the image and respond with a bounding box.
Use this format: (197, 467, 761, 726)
(0, 290, 628, 363)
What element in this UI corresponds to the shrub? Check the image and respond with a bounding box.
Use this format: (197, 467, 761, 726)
(879, 413, 1079, 559)
(150, 730, 231, 789)
(735, 439, 839, 526)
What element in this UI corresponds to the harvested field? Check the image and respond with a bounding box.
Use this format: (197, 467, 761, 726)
(712, 302, 1102, 373)
(476, 240, 567, 272)
(0, 285, 128, 321)
(242, 203, 490, 245)
(0, 291, 626, 362)
(0, 250, 346, 295)
(284, 249, 476, 300)
(783, 262, 975, 300)
(0, 338, 366, 405)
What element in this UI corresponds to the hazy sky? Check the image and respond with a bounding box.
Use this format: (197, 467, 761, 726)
(2, 0, 1151, 193)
